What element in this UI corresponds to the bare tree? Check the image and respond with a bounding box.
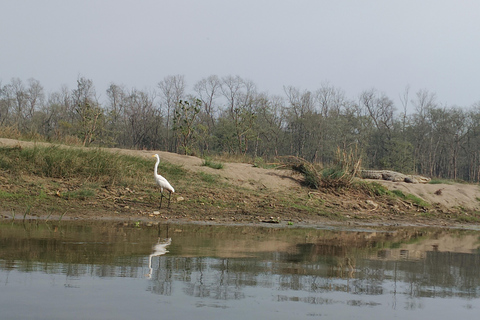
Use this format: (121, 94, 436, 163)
(193, 75, 220, 130)
(105, 83, 127, 146)
(315, 82, 346, 117)
(220, 75, 257, 154)
(359, 89, 395, 132)
(193, 75, 221, 153)
(413, 89, 437, 118)
(123, 88, 159, 149)
(158, 75, 186, 152)
(25, 78, 45, 120)
(0, 80, 12, 126)
(4, 78, 28, 130)
(409, 89, 438, 176)
(284, 86, 316, 158)
(398, 85, 410, 133)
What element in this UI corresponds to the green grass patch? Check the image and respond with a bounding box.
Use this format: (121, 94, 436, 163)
(321, 167, 345, 180)
(253, 157, 277, 169)
(198, 172, 220, 184)
(0, 190, 25, 199)
(38, 189, 48, 200)
(316, 210, 346, 220)
(202, 158, 224, 169)
(455, 212, 480, 223)
(391, 189, 406, 197)
(429, 179, 454, 185)
(0, 145, 185, 187)
(406, 194, 430, 207)
(61, 188, 96, 200)
(390, 189, 430, 207)
(290, 203, 314, 211)
(429, 178, 470, 185)
(356, 181, 390, 196)
(419, 211, 436, 219)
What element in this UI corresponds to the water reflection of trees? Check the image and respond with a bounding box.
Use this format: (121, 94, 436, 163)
(148, 257, 247, 300)
(2, 221, 480, 302)
(142, 247, 480, 301)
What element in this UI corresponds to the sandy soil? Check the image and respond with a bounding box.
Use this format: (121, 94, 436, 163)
(2, 138, 480, 227)
(122, 147, 480, 213)
(112, 147, 303, 192)
(0, 138, 302, 192)
(375, 179, 480, 212)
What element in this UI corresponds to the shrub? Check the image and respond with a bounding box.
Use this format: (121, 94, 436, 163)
(282, 148, 361, 191)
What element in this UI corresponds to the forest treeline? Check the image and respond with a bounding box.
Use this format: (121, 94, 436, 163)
(1, 75, 480, 182)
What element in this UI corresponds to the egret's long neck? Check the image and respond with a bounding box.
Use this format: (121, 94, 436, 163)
(154, 157, 160, 176)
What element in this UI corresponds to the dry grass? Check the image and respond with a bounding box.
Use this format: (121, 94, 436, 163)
(279, 146, 362, 190)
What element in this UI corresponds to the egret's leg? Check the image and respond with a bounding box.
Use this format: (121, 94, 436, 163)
(167, 192, 172, 208)
(159, 192, 164, 208)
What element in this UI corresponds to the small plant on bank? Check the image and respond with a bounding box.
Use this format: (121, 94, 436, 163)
(455, 212, 480, 223)
(202, 158, 224, 169)
(253, 157, 277, 169)
(281, 151, 433, 211)
(281, 146, 362, 190)
(292, 160, 322, 189)
(61, 188, 96, 200)
(358, 181, 390, 196)
(390, 189, 430, 208)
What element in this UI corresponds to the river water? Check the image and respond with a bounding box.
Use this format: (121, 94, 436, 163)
(1, 220, 479, 319)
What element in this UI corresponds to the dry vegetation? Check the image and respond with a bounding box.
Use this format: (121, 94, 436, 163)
(1, 139, 480, 227)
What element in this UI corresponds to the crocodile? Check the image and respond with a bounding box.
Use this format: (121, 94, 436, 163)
(360, 170, 431, 184)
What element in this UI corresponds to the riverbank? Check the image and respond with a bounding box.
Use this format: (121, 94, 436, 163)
(1, 138, 480, 228)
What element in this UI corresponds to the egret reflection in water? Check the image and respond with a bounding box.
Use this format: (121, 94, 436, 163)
(2, 221, 480, 320)
(147, 238, 172, 279)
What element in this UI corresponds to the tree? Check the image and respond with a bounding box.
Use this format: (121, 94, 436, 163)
(252, 94, 285, 157)
(409, 89, 438, 176)
(465, 104, 480, 181)
(173, 98, 201, 155)
(0, 80, 12, 126)
(284, 86, 316, 159)
(0, 78, 45, 134)
(25, 78, 45, 121)
(158, 75, 186, 152)
(358, 89, 406, 169)
(313, 84, 353, 164)
(6, 74, 480, 182)
(123, 88, 159, 149)
(193, 75, 222, 153)
(105, 83, 127, 146)
(193, 75, 220, 132)
(220, 75, 257, 155)
(71, 77, 103, 146)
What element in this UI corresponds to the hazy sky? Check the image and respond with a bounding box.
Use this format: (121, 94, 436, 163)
(1, 0, 480, 110)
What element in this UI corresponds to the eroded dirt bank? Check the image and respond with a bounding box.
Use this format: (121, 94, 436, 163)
(1, 138, 480, 229)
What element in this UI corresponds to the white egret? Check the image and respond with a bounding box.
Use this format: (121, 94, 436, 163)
(146, 238, 172, 279)
(152, 154, 175, 208)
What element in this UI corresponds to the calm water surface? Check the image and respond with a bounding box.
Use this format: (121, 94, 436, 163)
(1, 220, 480, 319)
